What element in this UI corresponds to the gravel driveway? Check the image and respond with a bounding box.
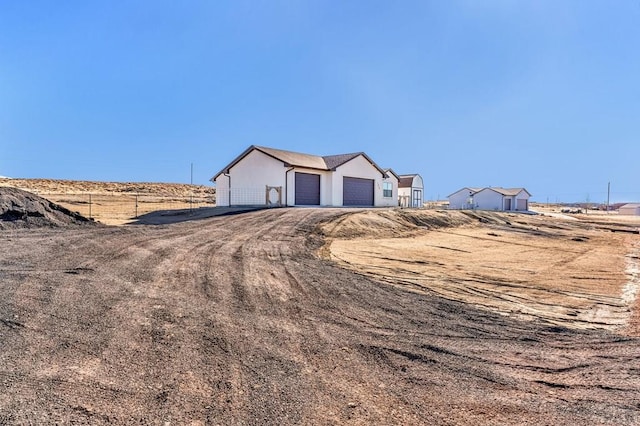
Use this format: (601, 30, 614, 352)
(1, 208, 639, 424)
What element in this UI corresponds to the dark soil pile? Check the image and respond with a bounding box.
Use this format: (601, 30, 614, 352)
(0, 187, 94, 229)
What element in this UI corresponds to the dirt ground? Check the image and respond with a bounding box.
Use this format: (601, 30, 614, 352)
(325, 209, 640, 332)
(1, 205, 640, 424)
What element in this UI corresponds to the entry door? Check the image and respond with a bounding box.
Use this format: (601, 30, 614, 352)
(412, 190, 422, 207)
(294, 172, 320, 205)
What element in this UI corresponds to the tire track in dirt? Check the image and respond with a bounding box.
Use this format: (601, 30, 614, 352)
(2, 208, 640, 424)
(329, 216, 635, 332)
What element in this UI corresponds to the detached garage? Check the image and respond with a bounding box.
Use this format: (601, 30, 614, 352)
(212, 145, 398, 207)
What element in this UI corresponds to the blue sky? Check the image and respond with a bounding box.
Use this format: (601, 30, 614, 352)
(1, 1, 638, 202)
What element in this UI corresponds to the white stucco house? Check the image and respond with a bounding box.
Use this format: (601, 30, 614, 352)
(211, 145, 399, 207)
(397, 174, 424, 208)
(619, 203, 640, 216)
(448, 187, 531, 211)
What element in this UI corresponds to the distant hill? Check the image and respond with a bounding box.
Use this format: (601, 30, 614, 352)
(0, 178, 215, 197)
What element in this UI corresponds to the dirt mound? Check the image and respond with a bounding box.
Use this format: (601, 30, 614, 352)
(317, 209, 507, 239)
(0, 187, 95, 229)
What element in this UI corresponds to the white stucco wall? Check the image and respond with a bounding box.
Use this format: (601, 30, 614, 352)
(474, 189, 504, 211)
(223, 149, 287, 206)
(514, 190, 530, 211)
(379, 173, 398, 207)
(448, 189, 474, 209)
(619, 205, 640, 216)
(330, 155, 386, 206)
(214, 174, 230, 206)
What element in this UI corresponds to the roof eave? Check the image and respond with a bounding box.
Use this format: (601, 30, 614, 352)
(447, 187, 479, 198)
(384, 168, 401, 180)
(210, 145, 259, 182)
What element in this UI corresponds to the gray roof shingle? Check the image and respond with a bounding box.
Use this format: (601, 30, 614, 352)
(322, 153, 363, 170)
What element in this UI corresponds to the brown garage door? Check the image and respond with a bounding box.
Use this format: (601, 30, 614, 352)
(295, 172, 320, 205)
(343, 177, 374, 206)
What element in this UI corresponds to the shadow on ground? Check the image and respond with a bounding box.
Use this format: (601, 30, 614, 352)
(129, 206, 267, 225)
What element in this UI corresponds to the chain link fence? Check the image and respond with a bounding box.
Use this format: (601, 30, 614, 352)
(215, 186, 284, 207)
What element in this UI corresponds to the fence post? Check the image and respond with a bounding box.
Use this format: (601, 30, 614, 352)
(135, 194, 139, 218)
(89, 193, 92, 219)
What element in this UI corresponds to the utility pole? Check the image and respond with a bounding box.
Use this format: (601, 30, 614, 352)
(607, 181, 611, 214)
(190, 163, 194, 214)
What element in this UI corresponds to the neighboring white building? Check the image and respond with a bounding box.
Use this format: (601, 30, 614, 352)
(619, 203, 640, 216)
(398, 174, 424, 208)
(211, 145, 399, 207)
(448, 187, 483, 210)
(448, 187, 531, 211)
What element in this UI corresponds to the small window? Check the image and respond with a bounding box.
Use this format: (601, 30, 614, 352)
(383, 181, 393, 198)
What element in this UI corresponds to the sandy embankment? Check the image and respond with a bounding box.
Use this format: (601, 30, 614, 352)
(324, 209, 639, 333)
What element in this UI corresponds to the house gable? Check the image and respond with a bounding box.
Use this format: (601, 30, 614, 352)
(212, 145, 330, 181)
(398, 174, 424, 188)
(325, 152, 387, 176)
(329, 155, 388, 206)
(447, 187, 483, 198)
(384, 168, 400, 181)
(227, 149, 286, 189)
